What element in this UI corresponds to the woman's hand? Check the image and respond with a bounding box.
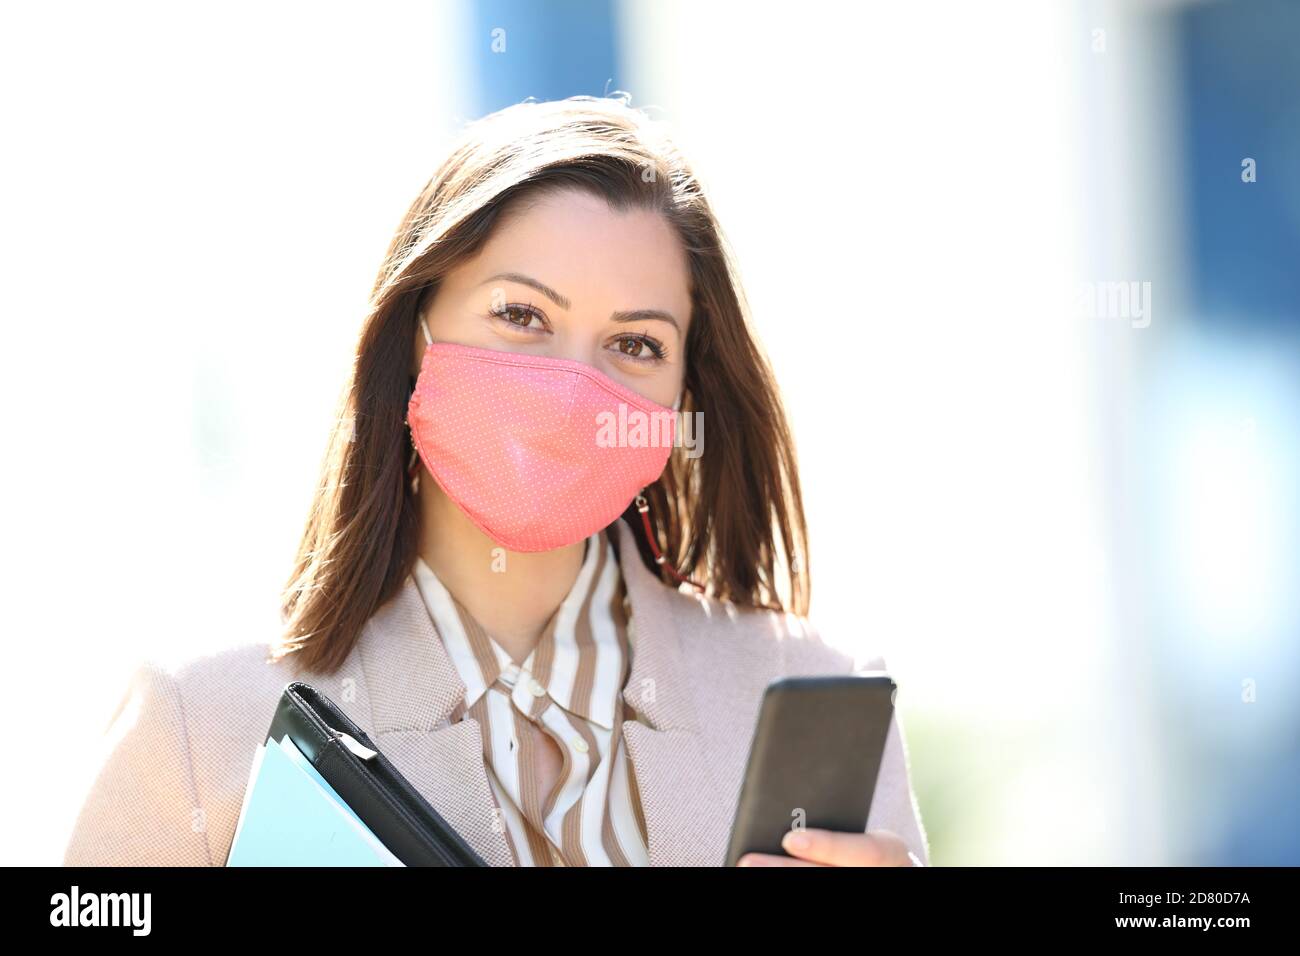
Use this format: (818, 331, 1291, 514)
(736, 828, 922, 866)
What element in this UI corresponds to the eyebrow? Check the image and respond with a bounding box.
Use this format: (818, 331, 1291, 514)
(482, 272, 681, 333)
(611, 309, 680, 333)
(483, 272, 570, 310)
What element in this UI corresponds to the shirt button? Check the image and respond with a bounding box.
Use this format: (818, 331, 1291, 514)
(572, 739, 589, 754)
(529, 679, 546, 697)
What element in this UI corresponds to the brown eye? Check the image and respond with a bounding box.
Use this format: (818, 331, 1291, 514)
(618, 336, 644, 357)
(491, 303, 547, 332)
(506, 306, 535, 327)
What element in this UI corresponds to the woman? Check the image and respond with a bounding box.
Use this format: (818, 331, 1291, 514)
(63, 96, 929, 867)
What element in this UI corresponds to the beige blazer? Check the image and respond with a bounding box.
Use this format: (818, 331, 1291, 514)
(62, 518, 930, 867)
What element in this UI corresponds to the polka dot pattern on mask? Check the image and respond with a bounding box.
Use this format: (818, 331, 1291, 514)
(407, 342, 676, 552)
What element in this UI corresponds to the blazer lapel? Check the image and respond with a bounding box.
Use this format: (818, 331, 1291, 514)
(614, 518, 735, 866)
(349, 579, 517, 867)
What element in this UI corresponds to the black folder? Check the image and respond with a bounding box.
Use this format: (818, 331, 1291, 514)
(266, 681, 488, 866)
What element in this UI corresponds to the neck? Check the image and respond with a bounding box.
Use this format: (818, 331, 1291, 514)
(415, 475, 586, 665)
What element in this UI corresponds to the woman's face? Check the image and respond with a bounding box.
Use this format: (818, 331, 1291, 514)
(415, 187, 692, 409)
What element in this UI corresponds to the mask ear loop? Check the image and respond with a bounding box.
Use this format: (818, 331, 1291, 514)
(634, 492, 705, 593)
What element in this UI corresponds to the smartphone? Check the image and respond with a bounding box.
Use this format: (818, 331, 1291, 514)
(724, 673, 896, 867)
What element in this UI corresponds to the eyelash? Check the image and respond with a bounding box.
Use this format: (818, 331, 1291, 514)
(487, 303, 669, 364)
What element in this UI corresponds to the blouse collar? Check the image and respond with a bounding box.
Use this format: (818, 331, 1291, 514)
(411, 529, 627, 730)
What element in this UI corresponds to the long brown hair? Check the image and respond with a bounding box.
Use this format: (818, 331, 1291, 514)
(276, 96, 809, 675)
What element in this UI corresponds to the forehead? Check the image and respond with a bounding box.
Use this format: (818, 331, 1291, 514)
(462, 188, 692, 318)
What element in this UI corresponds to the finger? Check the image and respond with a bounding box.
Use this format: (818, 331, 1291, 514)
(780, 828, 912, 866)
(736, 851, 824, 867)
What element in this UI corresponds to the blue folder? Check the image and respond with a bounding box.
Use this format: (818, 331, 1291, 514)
(226, 733, 404, 866)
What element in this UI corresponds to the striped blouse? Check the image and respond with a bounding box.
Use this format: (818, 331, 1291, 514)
(411, 528, 651, 866)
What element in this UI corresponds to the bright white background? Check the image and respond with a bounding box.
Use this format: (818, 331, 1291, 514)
(2, 1, 478, 865)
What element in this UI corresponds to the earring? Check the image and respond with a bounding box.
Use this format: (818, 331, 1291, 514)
(407, 446, 420, 494)
(404, 413, 421, 494)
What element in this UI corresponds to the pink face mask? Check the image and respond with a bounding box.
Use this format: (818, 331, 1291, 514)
(406, 319, 677, 553)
